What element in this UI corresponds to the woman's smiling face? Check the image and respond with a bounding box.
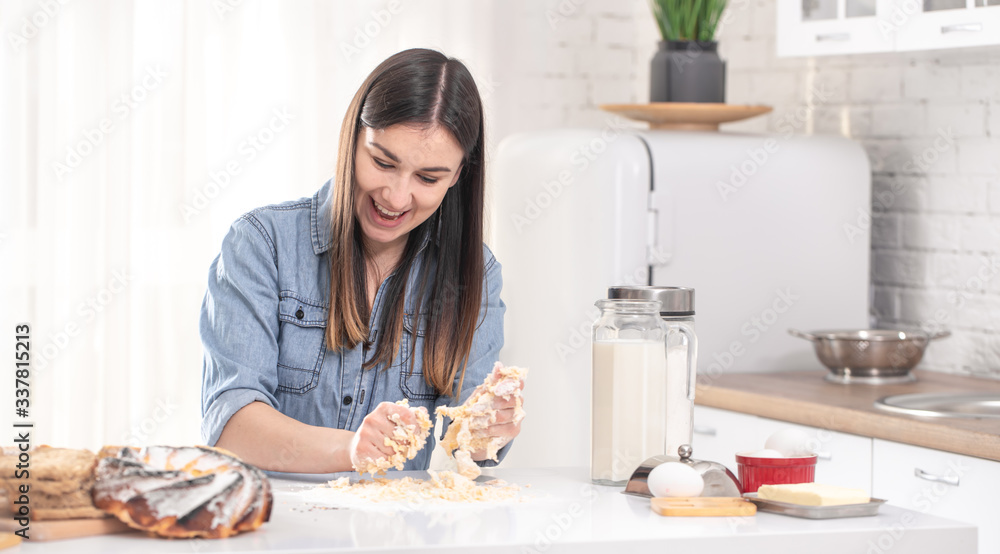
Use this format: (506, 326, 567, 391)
(353, 124, 464, 253)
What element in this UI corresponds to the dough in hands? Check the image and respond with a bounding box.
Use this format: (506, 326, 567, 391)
(435, 362, 527, 479)
(353, 399, 433, 477)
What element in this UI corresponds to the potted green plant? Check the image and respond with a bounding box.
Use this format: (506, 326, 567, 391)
(648, 0, 728, 103)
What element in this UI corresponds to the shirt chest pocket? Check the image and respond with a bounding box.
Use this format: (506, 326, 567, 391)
(276, 295, 327, 394)
(397, 314, 437, 401)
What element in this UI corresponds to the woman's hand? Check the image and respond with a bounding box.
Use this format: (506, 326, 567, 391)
(349, 401, 419, 470)
(470, 368, 526, 461)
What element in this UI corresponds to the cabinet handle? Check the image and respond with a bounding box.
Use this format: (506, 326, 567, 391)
(914, 468, 960, 486)
(815, 32, 850, 42)
(941, 23, 982, 34)
(693, 425, 717, 436)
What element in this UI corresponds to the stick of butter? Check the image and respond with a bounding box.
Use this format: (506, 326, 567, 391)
(757, 483, 870, 506)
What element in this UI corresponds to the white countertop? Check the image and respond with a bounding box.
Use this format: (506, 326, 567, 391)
(23, 467, 976, 553)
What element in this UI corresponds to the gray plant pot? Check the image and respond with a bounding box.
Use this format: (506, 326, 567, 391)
(650, 40, 726, 103)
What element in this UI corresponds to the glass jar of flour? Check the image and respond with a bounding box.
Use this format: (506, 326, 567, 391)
(591, 299, 668, 485)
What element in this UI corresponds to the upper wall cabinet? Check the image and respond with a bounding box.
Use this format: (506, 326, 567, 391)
(777, 0, 896, 56)
(777, 0, 1000, 56)
(894, 0, 1000, 51)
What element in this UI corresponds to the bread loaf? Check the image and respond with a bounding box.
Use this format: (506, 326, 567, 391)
(0, 446, 106, 520)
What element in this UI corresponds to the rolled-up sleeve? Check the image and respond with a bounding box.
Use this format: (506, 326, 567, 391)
(200, 215, 281, 446)
(435, 245, 513, 467)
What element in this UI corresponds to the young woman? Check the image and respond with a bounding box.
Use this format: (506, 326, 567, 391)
(200, 48, 522, 474)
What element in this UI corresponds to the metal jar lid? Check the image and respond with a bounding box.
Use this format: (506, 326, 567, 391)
(608, 286, 695, 316)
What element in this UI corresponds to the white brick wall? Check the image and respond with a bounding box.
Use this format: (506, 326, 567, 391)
(926, 103, 986, 137)
(502, 0, 999, 378)
(850, 66, 903, 102)
(902, 64, 961, 100)
(989, 178, 1000, 214)
(502, 0, 645, 131)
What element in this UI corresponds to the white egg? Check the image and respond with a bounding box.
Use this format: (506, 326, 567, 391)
(647, 462, 705, 498)
(748, 448, 785, 458)
(765, 428, 813, 457)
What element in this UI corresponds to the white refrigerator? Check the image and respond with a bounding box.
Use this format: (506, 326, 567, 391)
(491, 129, 871, 469)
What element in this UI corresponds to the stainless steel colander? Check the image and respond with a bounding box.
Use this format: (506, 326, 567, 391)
(788, 328, 951, 384)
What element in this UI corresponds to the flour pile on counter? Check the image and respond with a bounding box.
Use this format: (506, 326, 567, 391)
(353, 399, 433, 477)
(298, 471, 525, 511)
(436, 362, 528, 479)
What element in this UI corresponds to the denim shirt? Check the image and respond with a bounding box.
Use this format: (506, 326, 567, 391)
(199, 179, 509, 471)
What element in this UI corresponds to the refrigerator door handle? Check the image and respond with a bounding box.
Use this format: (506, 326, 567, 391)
(648, 189, 673, 267)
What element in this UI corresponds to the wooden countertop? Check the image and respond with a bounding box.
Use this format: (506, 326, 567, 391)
(694, 370, 1000, 462)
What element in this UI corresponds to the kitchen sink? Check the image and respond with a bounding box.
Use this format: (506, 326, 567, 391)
(875, 393, 1000, 419)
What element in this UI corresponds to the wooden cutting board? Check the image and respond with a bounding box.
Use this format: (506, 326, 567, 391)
(0, 503, 133, 541)
(0, 516, 133, 541)
(0, 533, 21, 550)
(651, 497, 757, 517)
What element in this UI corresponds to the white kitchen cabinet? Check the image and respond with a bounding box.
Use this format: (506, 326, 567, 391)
(693, 406, 873, 492)
(894, 0, 1000, 51)
(777, 0, 1000, 56)
(777, 0, 896, 56)
(873, 439, 1000, 554)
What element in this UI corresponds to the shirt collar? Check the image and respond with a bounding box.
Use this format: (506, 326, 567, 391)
(310, 179, 434, 256)
(311, 179, 334, 255)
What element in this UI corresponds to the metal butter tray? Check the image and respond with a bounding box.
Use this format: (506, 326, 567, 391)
(743, 493, 886, 519)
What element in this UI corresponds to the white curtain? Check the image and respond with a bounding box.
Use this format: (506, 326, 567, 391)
(0, 0, 502, 449)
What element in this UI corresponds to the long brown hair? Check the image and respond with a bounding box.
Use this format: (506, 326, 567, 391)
(326, 48, 486, 398)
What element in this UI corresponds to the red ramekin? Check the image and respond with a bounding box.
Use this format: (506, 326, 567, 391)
(735, 452, 818, 493)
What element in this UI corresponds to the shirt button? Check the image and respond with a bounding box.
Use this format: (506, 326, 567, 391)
(343, 395, 353, 406)
(295, 308, 305, 319)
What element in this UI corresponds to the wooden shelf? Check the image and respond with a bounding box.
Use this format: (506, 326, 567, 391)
(599, 103, 772, 131)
